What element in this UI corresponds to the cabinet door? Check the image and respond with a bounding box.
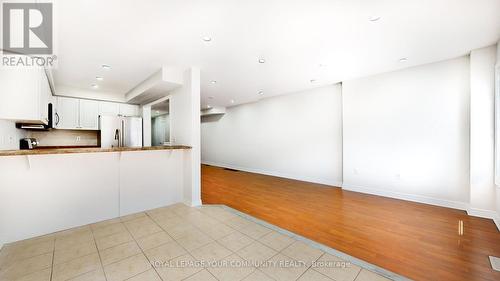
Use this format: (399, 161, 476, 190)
(56, 97, 79, 129)
(119, 104, 140, 117)
(0, 68, 40, 122)
(79, 99, 99, 130)
(99, 101, 120, 116)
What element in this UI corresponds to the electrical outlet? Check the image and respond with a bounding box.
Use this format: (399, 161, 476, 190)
(76, 136, 81, 142)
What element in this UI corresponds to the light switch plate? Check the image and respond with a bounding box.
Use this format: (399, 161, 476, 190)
(490, 256, 500, 271)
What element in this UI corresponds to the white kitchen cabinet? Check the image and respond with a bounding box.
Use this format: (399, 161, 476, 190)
(56, 98, 139, 130)
(99, 101, 120, 116)
(56, 97, 99, 130)
(119, 104, 140, 116)
(0, 67, 52, 124)
(79, 99, 99, 129)
(55, 97, 80, 129)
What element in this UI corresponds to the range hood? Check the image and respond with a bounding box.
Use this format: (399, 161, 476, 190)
(16, 103, 53, 130)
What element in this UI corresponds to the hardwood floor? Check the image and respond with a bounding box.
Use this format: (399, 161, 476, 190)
(201, 165, 500, 281)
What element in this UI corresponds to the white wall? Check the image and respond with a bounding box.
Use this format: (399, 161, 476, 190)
(201, 84, 343, 186)
(469, 45, 497, 217)
(170, 68, 201, 206)
(496, 41, 500, 228)
(342, 57, 471, 209)
(0, 120, 26, 150)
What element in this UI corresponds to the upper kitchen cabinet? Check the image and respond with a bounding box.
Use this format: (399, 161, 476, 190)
(99, 101, 120, 116)
(55, 97, 99, 130)
(55, 97, 79, 129)
(119, 104, 140, 117)
(79, 99, 99, 129)
(0, 68, 52, 124)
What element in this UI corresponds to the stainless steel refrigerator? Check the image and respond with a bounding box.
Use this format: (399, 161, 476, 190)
(99, 116, 143, 148)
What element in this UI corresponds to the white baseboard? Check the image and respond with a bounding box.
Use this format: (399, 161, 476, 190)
(494, 216, 500, 232)
(467, 208, 500, 231)
(342, 183, 469, 210)
(201, 161, 343, 188)
(184, 199, 202, 207)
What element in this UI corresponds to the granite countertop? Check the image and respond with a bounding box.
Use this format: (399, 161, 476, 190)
(0, 145, 192, 157)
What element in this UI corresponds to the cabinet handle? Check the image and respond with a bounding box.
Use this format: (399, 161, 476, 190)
(55, 113, 60, 125)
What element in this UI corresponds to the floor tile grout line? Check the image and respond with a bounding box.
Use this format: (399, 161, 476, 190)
(142, 210, 195, 281)
(90, 226, 109, 281)
(49, 236, 56, 281)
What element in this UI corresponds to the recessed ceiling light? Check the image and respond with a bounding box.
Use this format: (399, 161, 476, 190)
(206, 105, 212, 109)
(156, 111, 160, 114)
(96, 76, 103, 81)
(258, 90, 264, 95)
(202, 36, 212, 42)
(369, 16, 381, 22)
(399, 57, 408, 62)
(91, 84, 99, 89)
(258, 58, 266, 64)
(310, 79, 317, 83)
(101, 64, 111, 70)
(210, 80, 217, 84)
(230, 99, 235, 104)
(319, 64, 327, 67)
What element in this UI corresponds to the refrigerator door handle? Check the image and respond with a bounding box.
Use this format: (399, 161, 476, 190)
(114, 129, 120, 148)
(121, 120, 125, 147)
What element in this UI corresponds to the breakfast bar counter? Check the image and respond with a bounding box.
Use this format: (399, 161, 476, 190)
(0, 145, 192, 157)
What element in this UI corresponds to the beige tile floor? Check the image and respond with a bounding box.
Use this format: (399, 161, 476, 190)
(0, 204, 394, 281)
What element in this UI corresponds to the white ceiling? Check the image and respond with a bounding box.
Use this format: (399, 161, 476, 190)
(53, 0, 500, 107)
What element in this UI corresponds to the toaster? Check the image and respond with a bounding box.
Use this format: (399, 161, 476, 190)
(20, 138, 39, 150)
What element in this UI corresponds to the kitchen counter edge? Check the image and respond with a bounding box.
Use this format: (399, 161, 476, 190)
(0, 145, 192, 157)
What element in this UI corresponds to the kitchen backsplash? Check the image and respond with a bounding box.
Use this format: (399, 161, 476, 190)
(28, 130, 99, 147)
(0, 120, 27, 150)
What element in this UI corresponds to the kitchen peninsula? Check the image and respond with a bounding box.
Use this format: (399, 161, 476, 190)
(0, 145, 193, 247)
(0, 67, 201, 249)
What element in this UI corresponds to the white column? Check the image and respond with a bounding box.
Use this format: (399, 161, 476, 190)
(170, 68, 201, 206)
(469, 45, 497, 218)
(495, 42, 500, 229)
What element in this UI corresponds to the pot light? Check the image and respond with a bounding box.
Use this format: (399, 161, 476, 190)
(156, 111, 160, 114)
(319, 64, 327, 67)
(101, 64, 111, 70)
(91, 84, 99, 89)
(369, 16, 381, 22)
(230, 99, 235, 104)
(96, 76, 103, 81)
(310, 79, 317, 83)
(258, 90, 264, 95)
(399, 57, 408, 62)
(206, 105, 212, 109)
(210, 80, 217, 84)
(202, 36, 212, 42)
(258, 58, 266, 64)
